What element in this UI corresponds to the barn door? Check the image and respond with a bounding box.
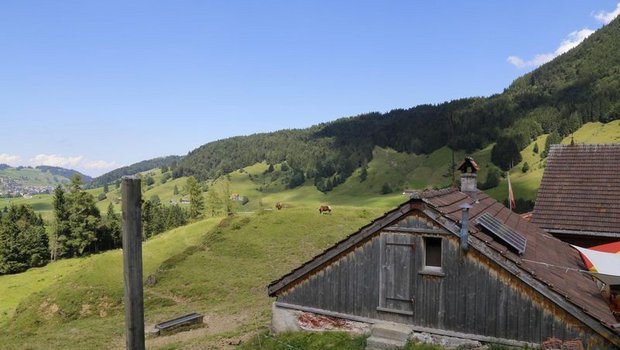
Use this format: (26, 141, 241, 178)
(378, 232, 415, 316)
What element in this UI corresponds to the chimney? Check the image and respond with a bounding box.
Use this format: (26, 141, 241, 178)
(457, 157, 480, 196)
(459, 203, 472, 252)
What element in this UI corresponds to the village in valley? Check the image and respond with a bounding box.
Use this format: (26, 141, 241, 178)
(0, 176, 57, 198)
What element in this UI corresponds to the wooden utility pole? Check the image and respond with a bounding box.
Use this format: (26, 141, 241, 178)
(121, 176, 145, 350)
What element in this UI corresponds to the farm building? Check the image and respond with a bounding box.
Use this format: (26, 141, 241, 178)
(268, 158, 620, 349)
(532, 144, 620, 247)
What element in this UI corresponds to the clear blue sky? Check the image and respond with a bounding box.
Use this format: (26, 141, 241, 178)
(1, 1, 618, 176)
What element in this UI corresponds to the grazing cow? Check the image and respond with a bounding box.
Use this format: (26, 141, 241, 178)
(319, 205, 332, 214)
(275, 202, 283, 210)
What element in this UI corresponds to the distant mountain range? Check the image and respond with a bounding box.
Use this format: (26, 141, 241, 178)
(94, 17, 620, 193)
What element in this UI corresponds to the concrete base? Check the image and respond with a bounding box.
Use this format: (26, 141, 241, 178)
(366, 322, 412, 350)
(271, 303, 302, 333)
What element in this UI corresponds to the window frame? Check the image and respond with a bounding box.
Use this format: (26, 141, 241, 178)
(419, 236, 445, 277)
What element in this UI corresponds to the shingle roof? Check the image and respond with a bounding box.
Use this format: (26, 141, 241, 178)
(532, 144, 620, 236)
(421, 188, 617, 329)
(268, 187, 619, 335)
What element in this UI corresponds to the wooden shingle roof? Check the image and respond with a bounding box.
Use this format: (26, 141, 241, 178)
(268, 187, 620, 339)
(532, 144, 620, 237)
(420, 188, 618, 331)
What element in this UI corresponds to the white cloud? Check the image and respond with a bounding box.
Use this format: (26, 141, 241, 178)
(594, 2, 620, 24)
(28, 154, 119, 172)
(0, 153, 22, 166)
(508, 28, 594, 69)
(29, 154, 84, 168)
(82, 159, 119, 170)
(0, 153, 118, 176)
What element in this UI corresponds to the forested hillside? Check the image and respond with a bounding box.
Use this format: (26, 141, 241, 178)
(170, 17, 620, 191)
(35, 166, 92, 184)
(89, 155, 181, 188)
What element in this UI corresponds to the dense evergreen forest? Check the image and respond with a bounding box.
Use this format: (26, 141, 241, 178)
(161, 17, 620, 191)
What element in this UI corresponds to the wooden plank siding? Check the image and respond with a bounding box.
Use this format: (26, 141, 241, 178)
(276, 210, 615, 347)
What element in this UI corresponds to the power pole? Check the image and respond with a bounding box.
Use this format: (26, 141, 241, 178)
(121, 176, 145, 350)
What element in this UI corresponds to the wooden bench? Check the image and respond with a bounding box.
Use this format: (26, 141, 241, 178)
(154, 313, 204, 334)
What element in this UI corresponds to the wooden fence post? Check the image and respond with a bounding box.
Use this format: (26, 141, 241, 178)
(122, 176, 145, 350)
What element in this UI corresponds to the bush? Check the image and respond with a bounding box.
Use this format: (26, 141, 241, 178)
(381, 182, 393, 194)
(522, 162, 530, 173)
(479, 167, 501, 190)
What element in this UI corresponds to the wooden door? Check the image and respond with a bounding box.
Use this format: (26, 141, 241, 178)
(378, 232, 415, 316)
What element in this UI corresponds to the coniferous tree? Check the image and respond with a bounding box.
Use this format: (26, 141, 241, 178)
(206, 186, 222, 217)
(102, 203, 121, 249)
(0, 204, 49, 274)
(165, 204, 188, 230)
(186, 176, 205, 219)
(359, 165, 368, 182)
(65, 175, 102, 256)
(52, 185, 70, 260)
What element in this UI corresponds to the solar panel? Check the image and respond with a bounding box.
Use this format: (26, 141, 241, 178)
(476, 213, 527, 255)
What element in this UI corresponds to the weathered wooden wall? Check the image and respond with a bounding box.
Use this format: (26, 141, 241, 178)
(277, 210, 615, 348)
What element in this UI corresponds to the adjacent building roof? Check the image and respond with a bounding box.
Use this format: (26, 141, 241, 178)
(532, 144, 620, 238)
(268, 187, 620, 336)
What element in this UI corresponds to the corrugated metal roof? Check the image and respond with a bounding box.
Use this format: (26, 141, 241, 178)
(532, 144, 620, 236)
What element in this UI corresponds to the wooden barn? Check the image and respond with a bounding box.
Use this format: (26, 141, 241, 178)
(532, 144, 620, 247)
(268, 158, 620, 349)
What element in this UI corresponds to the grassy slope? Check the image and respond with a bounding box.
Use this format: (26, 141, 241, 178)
(0, 167, 70, 187)
(486, 121, 620, 203)
(0, 207, 383, 349)
(6, 121, 619, 220)
(0, 217, 221, 349)
(2, 122, 617, 348)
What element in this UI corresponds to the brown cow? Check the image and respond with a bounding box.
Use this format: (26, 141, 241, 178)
(318, 205, 332, 214)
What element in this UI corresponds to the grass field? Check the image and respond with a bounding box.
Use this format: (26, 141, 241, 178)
(1, 121, 619, 348)
(0, 207, 384, 349)
(486, 121, 620, 203)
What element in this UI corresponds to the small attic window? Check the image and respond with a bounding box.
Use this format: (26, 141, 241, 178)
(420, 237, 444, 276)
(425, 237, 442, 267)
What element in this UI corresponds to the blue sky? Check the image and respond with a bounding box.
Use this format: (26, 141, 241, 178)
(1, 1, 619, 176)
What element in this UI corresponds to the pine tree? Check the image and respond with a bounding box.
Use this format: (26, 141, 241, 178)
(207, 186, 222, 216)
(186, 176, 205, 219)
(63, 175, 104, 256)
(359, 165, 368, 182)
(103, 203, 121, 249)
(52, 185, 70, 260)
(0, 204, 49, 274)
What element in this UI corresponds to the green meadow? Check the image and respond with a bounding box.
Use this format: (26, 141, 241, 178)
(1, 121, 618, 348)
(0, 207, 383, 349)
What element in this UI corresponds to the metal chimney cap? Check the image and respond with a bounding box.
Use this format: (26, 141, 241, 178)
(460, 203, 472, 210)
